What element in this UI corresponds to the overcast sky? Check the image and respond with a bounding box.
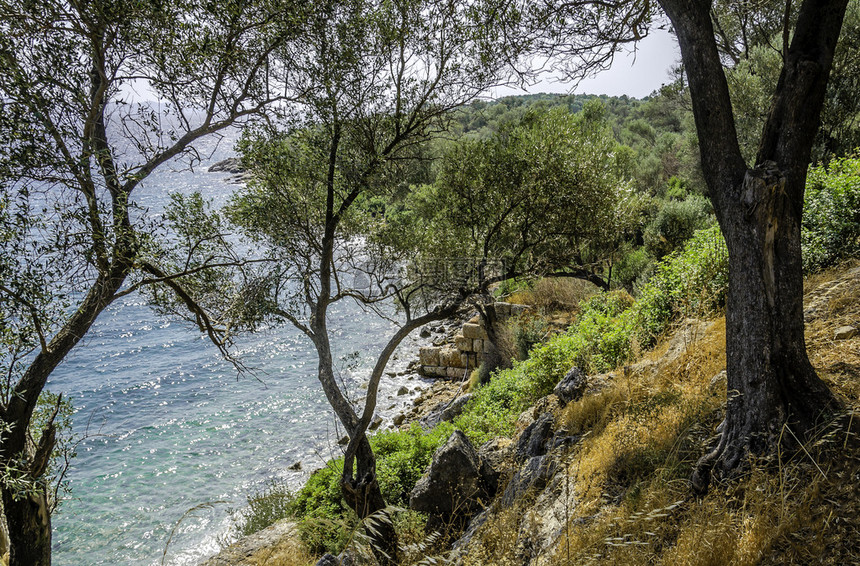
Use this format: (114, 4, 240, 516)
(488, 27, 681, 100)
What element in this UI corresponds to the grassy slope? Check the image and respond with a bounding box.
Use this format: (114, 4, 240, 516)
(460, 261, 860, 566)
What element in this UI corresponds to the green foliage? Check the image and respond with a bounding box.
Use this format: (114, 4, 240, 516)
(511, 315, 550, 360)
(406, 104, 635, 286)
(455, 366, 535, 445)
(236, 479, 294, 537)
(371, 422, 455, 505)
(456, 292, 636, 445)
(802, 153, 860, 271)
(643, 195, 713, 258)
(633, 225, 728, 345)
(287, 423, 455, 554)
(612, 246, 654, 290)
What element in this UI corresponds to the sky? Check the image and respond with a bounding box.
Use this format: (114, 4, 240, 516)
(488, 27, 681, 100)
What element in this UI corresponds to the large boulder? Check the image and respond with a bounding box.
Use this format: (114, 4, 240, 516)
(554, 367, 587, 405)
(409, 430, 498, 529)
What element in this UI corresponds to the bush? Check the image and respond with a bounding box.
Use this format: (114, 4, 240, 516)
(612, 246, 654, 291)
(455, 366, 536, 445)
(643, 195, 713, 258)
(802, 153, 860, 271)
(372, 422, 455, 505)
(236, 479, 294, 537)
(633, 225, 728, 345)
(510, 314, 550, 360)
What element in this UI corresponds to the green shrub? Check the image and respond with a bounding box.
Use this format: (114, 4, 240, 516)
(372, 422, 455, 505)
(633, 225, 728, 345)
(802, 153, 860, 271)
(455, 366, 535, 445)
(290, 460, 344, 521)
(510, 314, 550, 360)
(236, 479, 294, 537)
(643, 195, 713, 258)
(612, 246, 654, 290)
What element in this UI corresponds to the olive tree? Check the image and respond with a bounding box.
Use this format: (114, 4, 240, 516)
(0, 0, 298, 563)
(654, 0, 848, 491)
(207, 0, 521, 559)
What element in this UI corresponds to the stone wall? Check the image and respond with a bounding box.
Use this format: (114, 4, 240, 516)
(419, 302, 529, 379)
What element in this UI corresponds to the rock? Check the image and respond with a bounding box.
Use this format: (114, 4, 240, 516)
(419, 346, 441, 367)
(409, 431, 498, 529)
(386, 371, 397, 377)
(421, 394, 474, 429)
(478, 437, 513, 474)
(502, 454, 558, 506)
(288, 461, 302, 471)
(199, 519, 298, 566)
(369, 415, 384, 431)
(315, 553, 339, 566)
(709, 370, 727, 395)
(397, 386, 409, 396)
(834, 325, 858, 340)
(554, 367, 587, 405)
(462, 323, 487, 340)
(455, 335, 472, 351)
(420, 327, 432, 338)
(337, 550, 357, 566)
(207, 157, 244, 173)
(515, 412, 554, 461)
(393, 413, 406, 426)
(441, 394, 472, 421)
(337, 435, 349, 446)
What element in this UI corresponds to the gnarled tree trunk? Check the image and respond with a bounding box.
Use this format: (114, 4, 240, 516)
(657, 0, 848, 491)
(1, 488, 51, 566)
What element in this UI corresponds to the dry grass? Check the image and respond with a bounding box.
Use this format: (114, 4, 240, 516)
(245, 537, 315, 565)
(460, 262, 860, 566)
(507, 278, 599, 313)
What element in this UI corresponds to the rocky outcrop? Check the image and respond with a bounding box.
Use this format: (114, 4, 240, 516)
(409, 431, 499, 530)
(208, 157, 244, 173)
(198, 519, 297, 566)
(420, 393, 472, 429)
(553, 367, 587, 405)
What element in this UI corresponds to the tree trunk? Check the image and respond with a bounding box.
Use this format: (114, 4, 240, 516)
(477, 302, 511, 383)
(311, 330, 397, 564)
(2, 487, 51, 566)
(658, 0, 848, 492)
(692, 164, 840, 491)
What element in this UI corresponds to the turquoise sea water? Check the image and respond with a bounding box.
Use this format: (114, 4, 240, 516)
(47, 143, 429, 565)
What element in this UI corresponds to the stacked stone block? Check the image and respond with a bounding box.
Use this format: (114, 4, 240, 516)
(419, 302, 529, 379)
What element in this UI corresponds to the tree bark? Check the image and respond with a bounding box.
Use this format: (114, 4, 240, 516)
(310, 323, 397, 564)
(1, 488, 51, 566)
(657, 0, 848, 491)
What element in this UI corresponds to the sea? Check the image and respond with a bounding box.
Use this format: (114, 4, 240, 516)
(47, 133, 432, 565)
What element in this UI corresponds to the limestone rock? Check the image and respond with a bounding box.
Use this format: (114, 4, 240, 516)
(409, 431, 498, 528)
(207, 157, 244, 173)
(369, 415, 383, 431)
(834, 325, 858, 340)
(501, 454, 558, 507)
(515, 412, 554, 461)
(553, 367, 587, 405)
(397, 386, 409, 396)
(315, 554, 339, 566)
(199, 519, 297, 566)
